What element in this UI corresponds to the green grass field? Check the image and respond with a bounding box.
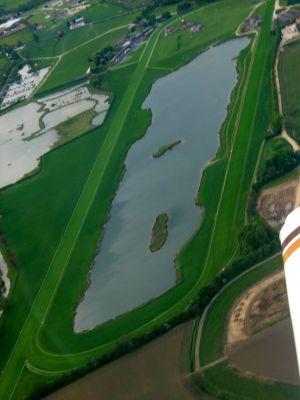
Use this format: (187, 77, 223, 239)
(0, 53, 8, 69)
(21, 12, 138, 59)
(37, 26, 129, 94)
(54, 108, 98, 146)
(0, 0, 46, 11)
(0, 0, 279, 398)
(278, 39, 300, 143)
(150, 0, 257, 69)
(201, 362, 300, 399)
(0, 28, 33, 46)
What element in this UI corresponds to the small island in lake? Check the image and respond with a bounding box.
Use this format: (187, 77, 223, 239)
(152, 140, 182, 158)
(150, 213, 169, 253)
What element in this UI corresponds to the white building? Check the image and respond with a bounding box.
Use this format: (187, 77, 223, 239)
(69, 16, 85, 30)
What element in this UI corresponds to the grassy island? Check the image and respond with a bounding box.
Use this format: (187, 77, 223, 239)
(150, 213, 169, 252)
(152, 140, 182, 158)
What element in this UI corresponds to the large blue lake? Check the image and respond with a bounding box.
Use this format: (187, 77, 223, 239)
(75, 37, 249, 331)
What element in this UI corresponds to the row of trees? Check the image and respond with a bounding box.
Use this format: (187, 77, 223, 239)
(0, 0, 47, 16)
(254, 147, 300, 191)
(0, 45, 24, 100)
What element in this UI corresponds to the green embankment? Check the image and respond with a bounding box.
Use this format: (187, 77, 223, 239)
(150, 213, 169, 252)
(278, 39, 300, 144)
(0, 0, 275, 398)
(153, 140, 182, 158)
(201, 362, 300, 399)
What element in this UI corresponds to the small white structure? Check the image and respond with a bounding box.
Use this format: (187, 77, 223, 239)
(280, 207, 300, 375)
(69, 16, 85, 30)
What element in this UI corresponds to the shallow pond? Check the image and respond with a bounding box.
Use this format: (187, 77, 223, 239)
(75, 37, 249, 331)
(0, 87, 109, 189)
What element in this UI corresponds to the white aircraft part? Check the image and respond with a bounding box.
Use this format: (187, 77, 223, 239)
(280, 207, 300, 374)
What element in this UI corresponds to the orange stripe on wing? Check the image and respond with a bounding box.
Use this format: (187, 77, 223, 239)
(283, 237, 300, 263)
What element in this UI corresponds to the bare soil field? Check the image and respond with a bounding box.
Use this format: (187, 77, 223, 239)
(227, 272, 287, 347)
(257, 174, 300, 231)
(228, 318, 299, 385)
(46, 321, 212, 400)
(247, 276, 288, 335)
(226, 271, 299, 384)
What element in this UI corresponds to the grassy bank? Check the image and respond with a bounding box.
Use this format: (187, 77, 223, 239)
(200, 362, 300, 399)
(278, 39, 300, 144)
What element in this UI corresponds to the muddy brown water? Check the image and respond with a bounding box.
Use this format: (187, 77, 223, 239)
(228, 318, 300, 385)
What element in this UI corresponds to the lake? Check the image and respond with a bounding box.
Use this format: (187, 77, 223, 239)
(75, 37, 249, 331)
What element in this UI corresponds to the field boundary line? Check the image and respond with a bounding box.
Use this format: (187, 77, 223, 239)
(7, 362, 25, 400)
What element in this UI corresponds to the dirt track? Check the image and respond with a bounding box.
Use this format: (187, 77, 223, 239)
(46, 321, 212, 400)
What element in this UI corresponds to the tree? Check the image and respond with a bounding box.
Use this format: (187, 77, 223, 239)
(162, 11, 172, 20)
(177, 1, 192, 14)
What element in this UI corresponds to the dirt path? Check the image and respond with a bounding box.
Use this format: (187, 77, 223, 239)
(281, 129, 300, 151)
(235, 1, 264, 36)
(273, 0, 282, 21)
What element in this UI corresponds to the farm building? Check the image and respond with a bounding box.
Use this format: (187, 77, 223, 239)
(69, 16, 85, 30)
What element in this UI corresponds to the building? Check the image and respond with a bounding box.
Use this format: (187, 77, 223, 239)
(69, 16, 85, 30)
